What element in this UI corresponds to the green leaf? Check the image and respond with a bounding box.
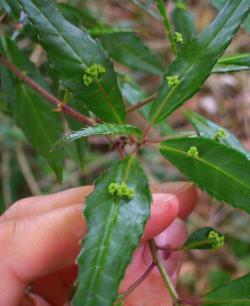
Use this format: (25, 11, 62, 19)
(149, 0, 250, 124)
(58, 1, 163, 75)
(0, 36, 64, 180)
(171, 1, 196, 44)
(58, 3, 99, 28)
(210, 0, 250, 33)
(203, 273, 250, 305)
(0, 0, 21, 18)
(185, 110, 250, 158)
(183, 227, 224, 250)
(66, 103, 86, 169)
(73, 156, 151, 306)
(160, 137, 250, 213)
(99, 32, 163, 75)
(53, 123, 142, 150)
(18, 0, 125, 123)
(117, 73, 150, 117)
(90, 27, 134, 36)
(213, 53, 250, 73)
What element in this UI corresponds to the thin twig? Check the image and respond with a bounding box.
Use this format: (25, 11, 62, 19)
(156, 0, 177, 56)
(149, 240, 181, 305)
(115, 262, 155, 304)
(126, 94, 156, 113)
(0, 54, 95, 126)
(15, 141, 42, 195)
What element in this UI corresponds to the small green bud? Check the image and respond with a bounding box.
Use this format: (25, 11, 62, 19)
(187, 146, 199, 158)
(174, 32, 184, 44)
(96, 64, 106, 74)
(176, 2, 187, 10)
(126, 188, 135, 200)
(118, 182, 128, 197)
(208, 230, 224, 250)
(85, 64, 99, 78)
(108, 182, 135, 200)
(108, 182, 119, 195)
(166, 75, 180, 88)
(214, 128, 227, 141)
(83, 64, 106, 86)
(83, 74, 93, 86)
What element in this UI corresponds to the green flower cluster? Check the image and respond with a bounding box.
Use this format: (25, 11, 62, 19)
(166, 75, 180, 88)
(214, 128, 227, 141)
(174, 32, 184, 44)
(176, 2, 187, 10)
(83, 63, 106, 86)
(108, 182, 135, 200)
(208, 230, 224, 250)
(187, 146, 199, 158)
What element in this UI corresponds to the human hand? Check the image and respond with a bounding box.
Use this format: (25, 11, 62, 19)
(0, 182, 197, 306)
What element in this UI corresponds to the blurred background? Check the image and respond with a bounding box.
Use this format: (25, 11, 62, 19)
(0, 0, 250, 300)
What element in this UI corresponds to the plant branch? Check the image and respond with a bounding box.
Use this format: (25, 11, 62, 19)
(126, 93, 156, 113)
(156, 0, 177, 56)
(149, 240, 181, 305)
(0, 54, 95, 126)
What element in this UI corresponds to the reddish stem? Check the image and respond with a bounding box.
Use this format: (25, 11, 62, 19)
(0, 54, 95, 126)
(126, 93, 156, 113)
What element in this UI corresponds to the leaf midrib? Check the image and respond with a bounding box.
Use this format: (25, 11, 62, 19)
(26, 0, 124, 124)
(86, 156, 134, 302)
(150, 1, 246, 124)
(161, 144, 250, 191)
(29, 0, 86, 65)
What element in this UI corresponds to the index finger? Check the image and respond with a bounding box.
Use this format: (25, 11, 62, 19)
(0, 185, 94, 222)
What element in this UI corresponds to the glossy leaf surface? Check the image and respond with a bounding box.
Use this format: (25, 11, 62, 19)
(55, 2, 163, 75)
(171, 1, 196, 43)
(184, 227, 224, 250)
(185, 110, 250, 158)
(100, 32, 163, 75)
(203, 273, 250, 305)
(149, 0, 250, 124)
(0, 36, 63, 180)
(73, 156, 151, 306)
(160, 137, 250, 213)
(53, 123, 142, 150)
(18, 0, 125, 123)
(211, 0, 250, 32)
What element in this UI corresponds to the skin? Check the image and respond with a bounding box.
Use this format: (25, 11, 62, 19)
(0, 182, 197, 306)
